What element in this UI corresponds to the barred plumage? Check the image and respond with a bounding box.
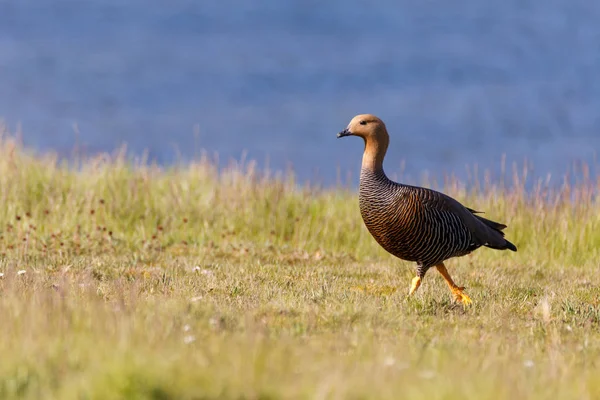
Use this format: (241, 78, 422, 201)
(338, 114, 517, 304)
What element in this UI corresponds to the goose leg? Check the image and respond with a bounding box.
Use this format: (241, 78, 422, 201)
(408, 276, 421, 295)
(435, 262, 472, 305)
(408, 264, 427, 296)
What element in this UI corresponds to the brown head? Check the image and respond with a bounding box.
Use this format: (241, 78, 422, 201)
(337, 114, 390, 171)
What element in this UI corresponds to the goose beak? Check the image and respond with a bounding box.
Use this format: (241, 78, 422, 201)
(337, 128, 352, 138)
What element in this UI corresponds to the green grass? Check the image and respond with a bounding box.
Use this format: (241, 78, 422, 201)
(1, 132, 600, 399)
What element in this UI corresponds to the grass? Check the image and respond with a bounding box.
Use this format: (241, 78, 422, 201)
(1, 131, 600, 399)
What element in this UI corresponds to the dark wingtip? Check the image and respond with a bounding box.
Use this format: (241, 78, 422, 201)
(466, 207, 483, 214)
(505, 240, 517, 252)
(485, 239, 517, 252)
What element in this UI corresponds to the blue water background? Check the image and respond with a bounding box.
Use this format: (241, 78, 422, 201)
(1, 1, 599, 187)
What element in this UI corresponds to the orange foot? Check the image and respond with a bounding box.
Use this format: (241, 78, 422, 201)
(450, 286, 473, 306)
(436, 262, 473, 306)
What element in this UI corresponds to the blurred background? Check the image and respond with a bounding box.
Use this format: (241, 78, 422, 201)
(0, 0, 598, 187)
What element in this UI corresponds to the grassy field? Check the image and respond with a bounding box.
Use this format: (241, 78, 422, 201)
(1, 132, 600, 399)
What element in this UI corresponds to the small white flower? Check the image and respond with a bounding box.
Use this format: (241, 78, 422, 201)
(17, 270, 26, 275)
(0, 272, 4, 278)
(566, 325, 573, 332)
(183, 324, 191, 332)
(192, 266, 213, 275)
(183, 335, 196, 344)
(190, 296, 203, 302)
(383, 356, 396, 367)
(523, 360, 534, 368)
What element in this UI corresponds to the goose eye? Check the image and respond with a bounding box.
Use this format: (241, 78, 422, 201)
(359, 120, 367, 125)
